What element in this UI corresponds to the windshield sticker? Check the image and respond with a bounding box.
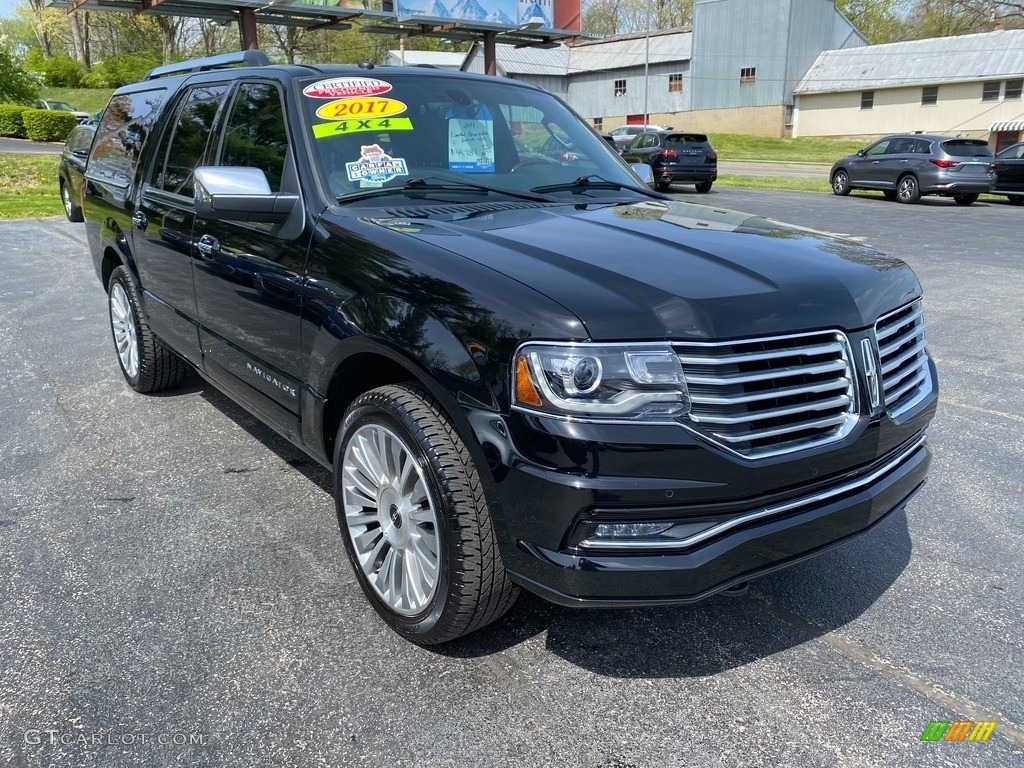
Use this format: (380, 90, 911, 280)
(312, 117, 414, 140)
(316, 97, 408, 121)
(445, 104, 495, 174)
(303, 77, 392, 99)
(345, 144, 409, 184)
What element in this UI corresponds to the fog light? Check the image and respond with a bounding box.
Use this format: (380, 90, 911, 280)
(594, 522, 673, 538)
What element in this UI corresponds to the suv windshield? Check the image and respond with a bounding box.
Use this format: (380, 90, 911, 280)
(299, 72, 638, 202)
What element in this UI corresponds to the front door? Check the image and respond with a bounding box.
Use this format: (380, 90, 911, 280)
(191, 81, 311, 440)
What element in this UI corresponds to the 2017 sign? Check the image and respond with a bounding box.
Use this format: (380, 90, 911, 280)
(315, 98, 408, 121)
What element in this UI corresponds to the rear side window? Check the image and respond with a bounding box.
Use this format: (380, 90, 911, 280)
(942, 140, 993, 158)
(156, 83, 229, 195)
(88, 88, 166, 187)
(218, 82, 288, 192)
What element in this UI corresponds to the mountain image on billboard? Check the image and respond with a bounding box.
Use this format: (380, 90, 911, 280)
(397, 0, 520, 26)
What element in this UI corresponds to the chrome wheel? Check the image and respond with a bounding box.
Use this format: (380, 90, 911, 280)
(109, 282, 139, 379)
(61, 183, 73, 216)
(341, 423, 440, 616)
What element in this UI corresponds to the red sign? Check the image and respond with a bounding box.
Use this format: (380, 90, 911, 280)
(303, 77, 393, 100)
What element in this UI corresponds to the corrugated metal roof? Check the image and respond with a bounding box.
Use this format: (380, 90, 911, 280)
(795, 29, 1024, 94)
(465, 28, 691, 77)
(489, 44, 571, 76)
(386, 50, 468, 69)
(571, 29, 691, 73)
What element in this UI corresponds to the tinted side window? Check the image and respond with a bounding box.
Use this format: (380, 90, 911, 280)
(219, 83, 288, 192)
(88, 89, 167, 187)
(865, 140, 890, 156)
(159, 84, 229, 195)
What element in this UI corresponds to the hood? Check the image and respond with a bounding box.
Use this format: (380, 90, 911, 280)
(358, 200, 922, 341)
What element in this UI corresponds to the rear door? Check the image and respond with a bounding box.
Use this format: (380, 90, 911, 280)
(133, 81, 231, 363)
(191, 79, 311, 439)
(621, 132, 658, 164)
(941, 139, 995, 182)
(664, 132, 712, 170)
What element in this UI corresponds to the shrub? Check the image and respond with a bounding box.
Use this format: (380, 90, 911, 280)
(84, 55, 161, 89)
(21, 109, 77, 142)
(0, 40, 38, 104)
(0, 104, 31, 138)
(25, 52, 85, 88)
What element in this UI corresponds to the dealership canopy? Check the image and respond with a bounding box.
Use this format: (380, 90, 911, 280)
(48, 0, 589, 75)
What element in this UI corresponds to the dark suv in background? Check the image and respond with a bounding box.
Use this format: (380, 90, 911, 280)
(830, 134, 996, 204)
(621, 130, 718, 192)
(83, 51, 937, 645)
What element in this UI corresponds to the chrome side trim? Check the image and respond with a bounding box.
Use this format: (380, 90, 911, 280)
(577, 433, 927, 552)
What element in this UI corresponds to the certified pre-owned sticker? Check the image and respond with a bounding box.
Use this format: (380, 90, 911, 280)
(316, 98, 407, 121)
(312, 117, 414, 139)
(302, 77, 392, 99)
(345, 144, 409, 184)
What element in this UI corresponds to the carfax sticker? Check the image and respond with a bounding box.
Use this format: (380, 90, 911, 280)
(303, 77, 392, 99)
(316, 97, 407, 121)
(312, 117, 414, 139)
(345, 144, 409, 184)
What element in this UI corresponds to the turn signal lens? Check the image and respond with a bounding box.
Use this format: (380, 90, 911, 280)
(514, 354, 543, 407)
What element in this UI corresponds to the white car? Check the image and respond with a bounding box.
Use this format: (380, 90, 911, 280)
(33, 99, 92, 125)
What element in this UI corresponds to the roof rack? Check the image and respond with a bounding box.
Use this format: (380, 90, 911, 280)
(144, 50, 271, 81)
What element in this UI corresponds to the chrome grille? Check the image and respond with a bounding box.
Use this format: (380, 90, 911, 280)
(875, 299, 932, 418)
(675, 331, 858, 458)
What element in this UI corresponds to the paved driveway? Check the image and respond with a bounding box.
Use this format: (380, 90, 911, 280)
(0, 137, 62, 154)
(1, 191, 1021, 767)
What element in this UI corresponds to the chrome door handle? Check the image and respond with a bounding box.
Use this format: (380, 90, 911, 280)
(131, 210, 148, 230)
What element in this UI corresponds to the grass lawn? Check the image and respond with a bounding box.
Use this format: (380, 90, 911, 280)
(716, 174, 830, 193)
(709, 133, 864, 164)
(39, 87, 115, 115)
(0, 153, 63, 220)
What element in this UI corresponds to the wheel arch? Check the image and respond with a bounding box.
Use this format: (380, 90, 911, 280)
(309, 297, 504, 476)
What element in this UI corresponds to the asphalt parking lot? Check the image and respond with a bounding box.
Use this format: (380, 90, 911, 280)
(1, 188, 1022, 768)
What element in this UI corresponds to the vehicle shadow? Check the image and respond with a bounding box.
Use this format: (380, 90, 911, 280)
(181, 370, 912, 679)
(436, 510, 912, 677)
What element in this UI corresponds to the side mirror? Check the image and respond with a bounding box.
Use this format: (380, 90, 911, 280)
(193, 167, 298, 223)
(631, 163, 655, 189)
(856, 149, 867, 157)
(72, 147, 90, 159)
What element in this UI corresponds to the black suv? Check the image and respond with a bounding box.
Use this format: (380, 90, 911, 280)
(620, 130, 718, 192)
(84, 51, 937, 645)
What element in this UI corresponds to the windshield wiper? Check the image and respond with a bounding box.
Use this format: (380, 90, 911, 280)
(530, 175, 666, 199)
(337, 175, 556, 204)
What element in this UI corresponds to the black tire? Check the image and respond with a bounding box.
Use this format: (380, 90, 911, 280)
(1008, 195, 1023, 206)
(831, 169, 851, 196)
(953, 193, 979, 206)
(896, 174, 920, 204)
(655, 180, 671, 192)
(61, 180, 83, 222)
(695, 180, 713, 193)
(334, 384, 519, 645)
(107, 266, 186, 393)
(883, 190, 897, 201)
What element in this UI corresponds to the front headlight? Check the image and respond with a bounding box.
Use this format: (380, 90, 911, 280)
(512, 342, 690, 420)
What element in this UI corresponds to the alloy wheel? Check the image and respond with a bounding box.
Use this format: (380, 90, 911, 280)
(109, 281, 139, 379)
(341, 424, 440, 616)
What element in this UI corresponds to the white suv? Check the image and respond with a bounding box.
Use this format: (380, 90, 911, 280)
(608, 123, 672, 151)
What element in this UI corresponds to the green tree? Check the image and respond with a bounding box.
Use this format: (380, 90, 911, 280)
(0, 38, 38, 104)
(836, 0, 911, 43)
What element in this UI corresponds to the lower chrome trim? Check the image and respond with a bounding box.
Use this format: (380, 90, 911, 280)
(578, 433, 928, 552)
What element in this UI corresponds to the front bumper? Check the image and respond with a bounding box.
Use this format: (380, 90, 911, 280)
(504, 432, 928, 606)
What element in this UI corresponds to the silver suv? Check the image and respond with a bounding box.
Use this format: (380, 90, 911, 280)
(608, 123, 672, 151)
(830, 134, 996, 205)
